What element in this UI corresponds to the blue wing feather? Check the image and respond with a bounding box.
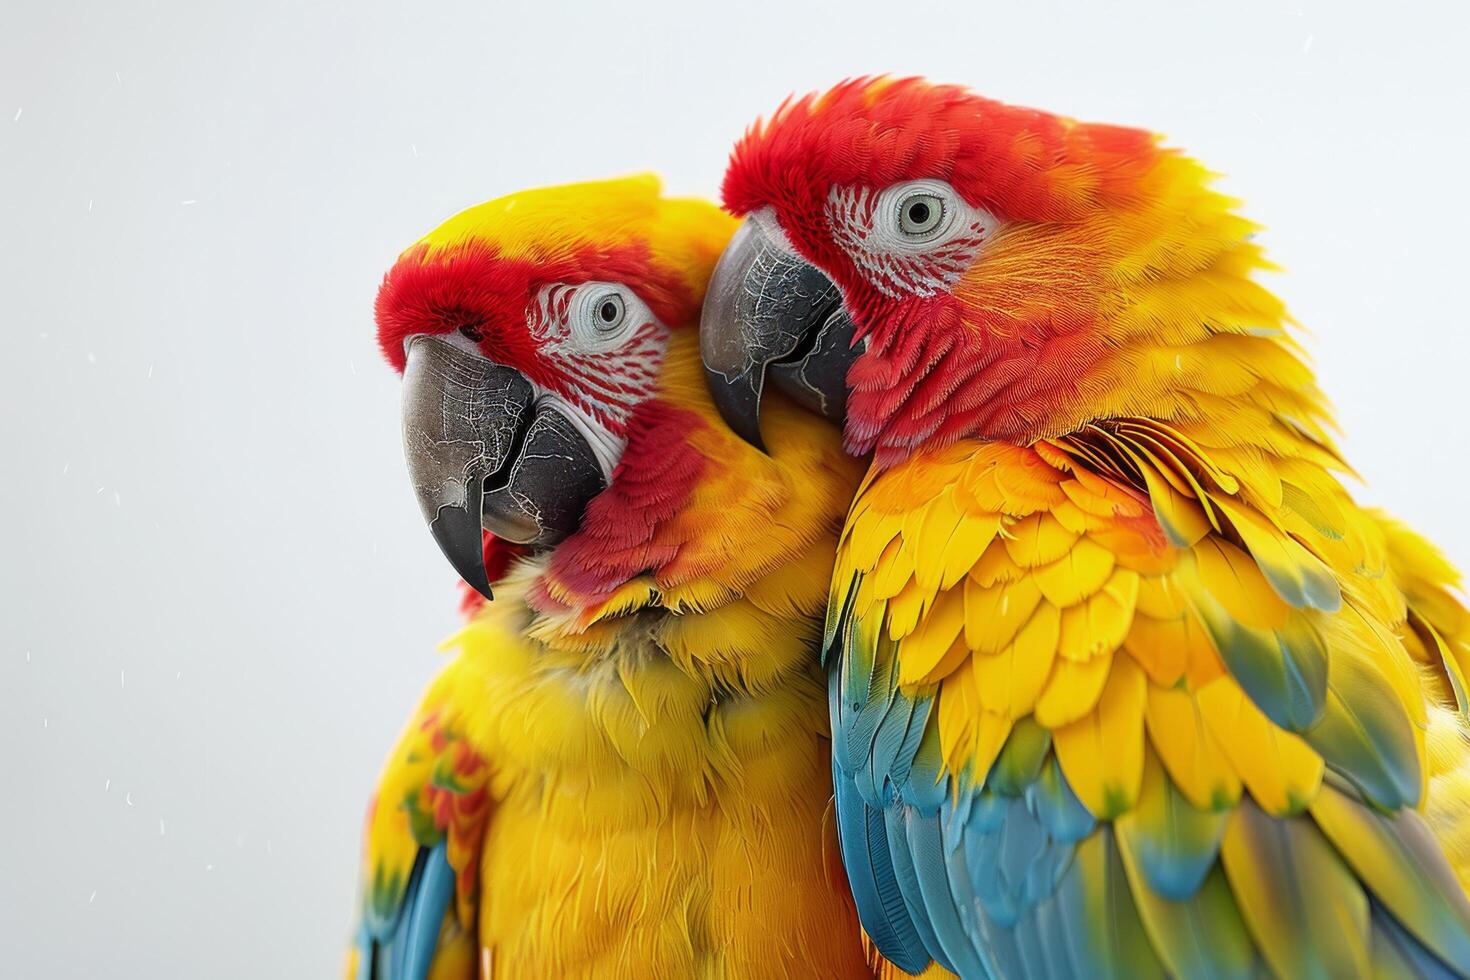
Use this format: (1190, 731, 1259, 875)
(355, 843, 457, 980)
(833, 766, 930, 973)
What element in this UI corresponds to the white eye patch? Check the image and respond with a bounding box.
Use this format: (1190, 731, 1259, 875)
(826, 178, 1001, 298)
(523, 280, 670, 455)
(565, 282, 653, 352)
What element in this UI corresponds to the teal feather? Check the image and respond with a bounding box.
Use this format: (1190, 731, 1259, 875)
(905, 807, 988, 978)
(363, 844, 456, 980)
(1220, 798, 1371, 979)
(1303, 655, 1421, 809)
(884, 694, 933, 796)
(1370, 899, 1462, 980)
(1049, 828, 1166, 979)
(987, 718, 1052, 796)
(1029, 756, 1095, 844)
(904, 715, 950, 815)
(1195, 598, 1327, 732)
(1115, 762, 1227, 901)
(399, 844, 454, 980)
(835, 615, 889, 778)
(965, 791, 1074, 929)
(861, 681, 917, 807)
(1310, 780, 1470, 973)
(884, 804, 957, 973)
(1123, 860, 1259, 980)
(832, 768, 929, 973)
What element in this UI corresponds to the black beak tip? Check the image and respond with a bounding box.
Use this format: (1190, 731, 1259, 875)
(428, 505, 494, 601)
(702, 365, 771, 455)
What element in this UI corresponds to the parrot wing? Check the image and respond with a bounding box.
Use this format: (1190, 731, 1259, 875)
(827, 417, 1470, 979)
(349, 663, 492, 980)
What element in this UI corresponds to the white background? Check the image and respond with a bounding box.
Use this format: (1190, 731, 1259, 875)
(2, 0, 1467, 975)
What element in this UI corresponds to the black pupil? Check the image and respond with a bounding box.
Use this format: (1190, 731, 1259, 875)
(908, 201, 931, 225)
(599, 300, 618, 323)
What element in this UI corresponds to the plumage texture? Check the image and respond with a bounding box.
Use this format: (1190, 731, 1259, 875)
(724, 77, 1470, 978)
(352, 180, 878, 978)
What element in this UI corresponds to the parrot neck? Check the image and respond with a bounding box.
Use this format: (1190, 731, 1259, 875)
(851, 312, 1333, 470)
(521, 329, 863, 641)
(844, 153, 1335, 468)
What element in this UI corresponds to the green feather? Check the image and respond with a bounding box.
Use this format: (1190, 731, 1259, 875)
(987, 717, 1051, 797)
(1220, 798, 1371, 980)
(1310, 780, 1470, 973)
(1115, 753, 1227, 901)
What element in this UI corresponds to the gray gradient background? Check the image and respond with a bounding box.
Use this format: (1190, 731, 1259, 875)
(3, 0, 1468, 975)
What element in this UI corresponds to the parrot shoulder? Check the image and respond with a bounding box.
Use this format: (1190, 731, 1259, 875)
(350, 658, 492, 980)
(827, 417, 1470, 978)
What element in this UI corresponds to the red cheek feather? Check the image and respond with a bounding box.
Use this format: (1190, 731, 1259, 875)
(843, 291, 1115, 461)
(529, 399, 707, 612)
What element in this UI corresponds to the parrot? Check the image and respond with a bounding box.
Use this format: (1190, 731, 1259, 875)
(349, 176, 880, 979)
(697, 77, 1470, 979)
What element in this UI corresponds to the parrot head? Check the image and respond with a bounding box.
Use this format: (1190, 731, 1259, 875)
(701, 77, 1260, 463)
(377, 176, 732, 598)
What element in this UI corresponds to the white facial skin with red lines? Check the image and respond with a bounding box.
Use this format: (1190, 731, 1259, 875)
(523, 280, 669, 478)
(824, 178, 1001, 299)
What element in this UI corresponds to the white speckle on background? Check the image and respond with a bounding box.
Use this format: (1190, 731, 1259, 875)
(62, 461, 69, 475)
(13, 108, 22, 122)
(147, 363, 154, 379)
(120, 668, 126, 687)
(181, 199, 197, 206)
(89, 890, 97, 906)
(1302, 34, 1315, 53)
(411, 143, 419, 158)
(87, 351, 96, 364)
(96, 486, 105, 494)
(349, 360, 357, 375)
(160, 819, 166, 837)
(88, 199, 94, 213)
(105, 778, 110, 792)
(43, 717, 48, 728)
(205, 864, 213, 872)
(126, 792, 133, 807)
(114, 491, 122, 507)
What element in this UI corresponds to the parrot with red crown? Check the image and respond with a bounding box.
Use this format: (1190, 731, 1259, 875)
(699, 77, 1470, 979)
(349, 176, 880, 979)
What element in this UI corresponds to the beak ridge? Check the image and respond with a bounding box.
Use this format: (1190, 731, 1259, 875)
(699, 216, 857, 449)
(400, 336, 535, 599)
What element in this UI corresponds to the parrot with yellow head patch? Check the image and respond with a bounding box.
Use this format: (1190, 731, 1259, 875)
(700, 78, 1470, 979)
(349, 177, 877, 978)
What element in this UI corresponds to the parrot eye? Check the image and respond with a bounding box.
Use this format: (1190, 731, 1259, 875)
(870, 179, 963, 247)
(561, 282, 654, 351)
(898, 192, 947, 238)
(827, 178, 1001, 297)
(593, 293, 626, 331)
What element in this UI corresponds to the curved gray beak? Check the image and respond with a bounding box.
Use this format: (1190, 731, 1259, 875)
(400, 336, 606, 599)
(698, 217, 862, 450)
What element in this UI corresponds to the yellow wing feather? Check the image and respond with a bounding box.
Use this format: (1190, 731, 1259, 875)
(829, 412, 1470, 975)
(833, 417, 1465, 829)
